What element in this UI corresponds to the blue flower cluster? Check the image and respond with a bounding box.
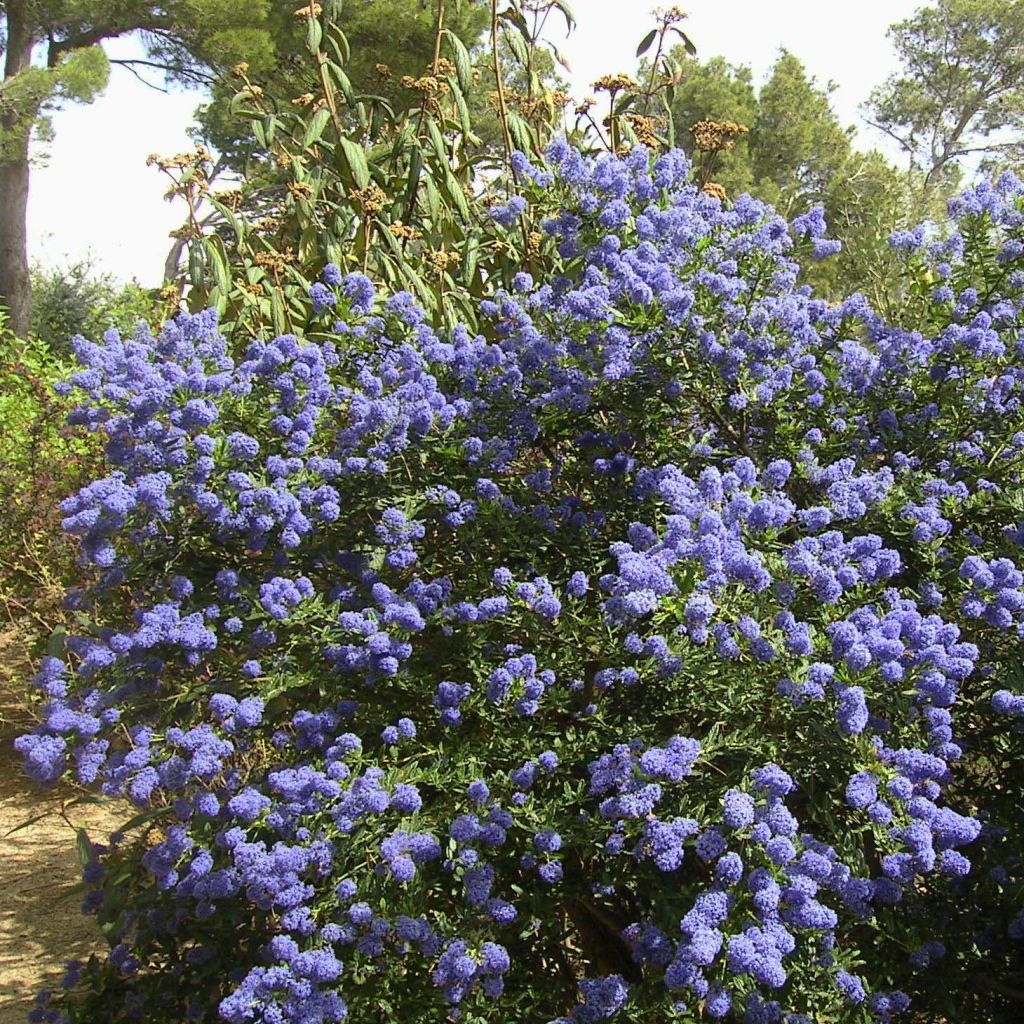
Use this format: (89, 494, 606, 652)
(23, 144, 1024, 1023)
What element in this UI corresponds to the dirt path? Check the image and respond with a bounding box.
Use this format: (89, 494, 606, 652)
(0, 621, 123, 1024)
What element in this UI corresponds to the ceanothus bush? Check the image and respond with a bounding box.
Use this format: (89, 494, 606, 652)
(20, 142, 1024, 1023)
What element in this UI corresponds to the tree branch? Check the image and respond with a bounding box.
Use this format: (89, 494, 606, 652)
(860, 115, 916, 156)
(109, 59, 171, 92)
(47, 17, 176, 67)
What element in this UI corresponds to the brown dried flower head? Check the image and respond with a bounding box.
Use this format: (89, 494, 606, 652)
(701, 181, 728, 201)
(293, 4, 322, 18)
(349, 184, 388, 217)
(388, 221, 423, 241)
(253, 248, 296, 273)
(593, 73, 638, 95)
(625, 112, 662, 148)
(400, 74, 447, 97)
(425, 249, 460, 272)
(212, 189, 243, 211)
(375, 63, 392, 80)
(433, 57, 456, 79)
(690, 119, 748, 153)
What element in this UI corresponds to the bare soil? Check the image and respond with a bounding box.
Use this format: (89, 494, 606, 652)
(0, 620, 122, 1024)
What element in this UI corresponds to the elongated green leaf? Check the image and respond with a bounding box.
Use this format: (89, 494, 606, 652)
(500, 5, 531, 37)
(546, 41, 572, 72)
(303, 106, 332, 149)
(449, 79, 472, 137)
(426, 116, 448, 162)
(614, 92, 637, 115)
(636, 28, 658, 57)
(463, 232, 479, 284)
(271, 290, 287, 335)
(671, 26, 698, 55)
(443, 28, 473, 94)
(329, 62, 355, 107)
(46, 625, 66, 660)
(75, 827, 92, 868)
(404, 143, 424, 212)
(550, 0, 575, 33)
(3, 812, 52, 838)
(326, 21, 350, 64)
(337, 136, 370, 188)
(422, 173, 442, 222)
(305, 16, 323, 55)
(229, 89, 254, 116)
(209, 197, 243, 245)
(204, 235, 231, 297)
(503, 23, 529, 67)
(188, 244, 205, 290)
(506, 110, 535, 154)
(298, 224, 318, 265)
(443, 168, 471, 221)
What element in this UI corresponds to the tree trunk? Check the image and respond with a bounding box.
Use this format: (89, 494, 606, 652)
(0, 143, 32, 338)
(0, 0, 37, 338)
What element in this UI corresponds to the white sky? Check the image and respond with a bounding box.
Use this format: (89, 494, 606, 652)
(28, 0, 925, 286)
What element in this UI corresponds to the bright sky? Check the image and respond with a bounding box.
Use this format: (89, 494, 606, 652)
(27, 0, 925, 286)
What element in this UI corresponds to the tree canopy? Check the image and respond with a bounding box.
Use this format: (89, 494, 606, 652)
(865, 0, 1024, 191)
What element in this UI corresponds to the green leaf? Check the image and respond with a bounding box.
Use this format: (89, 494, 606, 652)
(271, 290, 287, 335)
(506, 110, 535, 154)
(671, 26, 698, 56)
(325, 21, 350, 64)
(298, 224, 318, 265)
(329, 63, 355, 107)
(449, 79, 473, 137)
(303, 106, 332, 149)
(443, 168, 471, 222)
(546, 42, 572, 72)
(337, 136, 370, 188)
(210, 196, 244, 245)
(46, 625, 66, 660)
(203, 235, 231, 297)
(426, 116, 448, 162)
(443, 29, 473, 94)
(404, 143, 424, 213)
(636, 28, 658, 58)
(3, 812, 52, 838)
(188, 244, 205, 290)
(423, 172, 442, 222)
(462, 233, 479, 285)
(75, 827, 92, 868)
(305, 16, 323, 55)
(550, 0, 576, 33)
(503, 23, 530, 67)
(229, 89, 254, 116)
(613, 92, 636, 115)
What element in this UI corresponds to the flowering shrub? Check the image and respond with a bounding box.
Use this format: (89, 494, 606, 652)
(20, 143, 1024, 1022)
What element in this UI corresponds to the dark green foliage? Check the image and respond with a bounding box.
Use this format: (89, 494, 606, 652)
(29, 261, 157, 353)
